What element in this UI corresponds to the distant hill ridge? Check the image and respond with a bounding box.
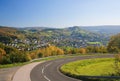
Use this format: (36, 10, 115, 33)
(80, 25, 120, 35)
(19, 25, 120, 35)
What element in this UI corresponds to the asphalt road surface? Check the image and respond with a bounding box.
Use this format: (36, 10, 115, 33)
(30, 54, 114, 81)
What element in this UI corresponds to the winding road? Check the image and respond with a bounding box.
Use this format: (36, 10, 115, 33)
(30, 54, 114, 81)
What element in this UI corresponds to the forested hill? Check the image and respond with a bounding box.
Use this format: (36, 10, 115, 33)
(0, 26, 109, 50)
(0, 26, 22, 43)
(0, 26, 17, 37)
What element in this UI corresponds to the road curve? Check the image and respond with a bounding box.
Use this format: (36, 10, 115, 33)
(30, 54, 114, 81)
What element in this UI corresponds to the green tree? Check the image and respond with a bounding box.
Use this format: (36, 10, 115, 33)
(107, 33, 120, 53)
(0, 56, 11, 64)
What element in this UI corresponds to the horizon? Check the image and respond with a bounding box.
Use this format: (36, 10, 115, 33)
(0, 0, 120, 28)
(1, 25, 120, 28)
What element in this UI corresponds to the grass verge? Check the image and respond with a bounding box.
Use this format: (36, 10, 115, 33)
(60, 58, 120, 81)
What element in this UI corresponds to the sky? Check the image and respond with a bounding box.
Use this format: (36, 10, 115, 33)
(0, 0, 120, 28)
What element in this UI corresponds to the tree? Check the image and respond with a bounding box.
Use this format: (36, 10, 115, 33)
(107, 33, 120, 53)
(4, 46, 18, 54)
(37, 45, 64, 57)
(0, 56, 11, 64)
(0, 48, 6, 63)
(79, 48, 86, 54)
(9, 51, 30, 63)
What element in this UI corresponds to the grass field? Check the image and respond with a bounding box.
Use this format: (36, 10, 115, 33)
(87, 42, 102, 45)
(61, 58, 115, 76)
(60, 58, 120, 81)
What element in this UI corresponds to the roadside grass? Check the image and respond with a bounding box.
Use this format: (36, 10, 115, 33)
(76, 61, 114, 76)
(60, 58, 120, 81)
(0, 54, 112, 68)
(0, 62, 29, 68)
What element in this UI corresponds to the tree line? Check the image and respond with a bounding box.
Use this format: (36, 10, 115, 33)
(0, 44, 107, 64)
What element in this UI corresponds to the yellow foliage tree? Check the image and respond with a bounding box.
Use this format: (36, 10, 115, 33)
(79, 48, 86, 54)
(38, 45, 64, 57)
(0, 48, 6, 62)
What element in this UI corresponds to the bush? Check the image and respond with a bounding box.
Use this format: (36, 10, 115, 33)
(37, 45, 64, 57)
(38, 53, 43, 58)
(114, 54, 120, 76)
(0, 56, 11, 64)
(29, 52, 38, 59)
(9, 51, 31, 63)
(79, 48, 86, 54)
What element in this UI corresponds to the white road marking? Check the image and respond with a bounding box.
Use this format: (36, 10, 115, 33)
(42, 67, 44, 74)
(42, 62, 52, 74)
(44, 75, 51, 81)
(45, 62, 52, 67)
(42, 62, 52, 81)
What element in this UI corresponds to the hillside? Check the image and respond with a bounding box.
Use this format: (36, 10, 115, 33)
(0, 26, 26, 43)
(0, 26, 109, 51)
(81, 25, 120, 35)
(0, 26, 19, 43)
(0, 26, 17, 37)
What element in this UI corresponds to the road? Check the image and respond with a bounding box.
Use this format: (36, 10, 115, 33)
(0, 66, 20, 81)
(30, 54, 114, 81)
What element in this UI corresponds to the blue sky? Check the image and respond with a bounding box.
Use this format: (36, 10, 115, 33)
(0, 0, 120, 28)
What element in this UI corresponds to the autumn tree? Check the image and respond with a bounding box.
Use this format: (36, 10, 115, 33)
(0, 48, 6, 62)
(86, 46, 107, 53)
(37, 45, 64, 57)
(107, 33, 120, 53)
(79, 48, 86, 54)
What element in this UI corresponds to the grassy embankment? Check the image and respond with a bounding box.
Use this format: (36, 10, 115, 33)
(60, 58, 120, 81)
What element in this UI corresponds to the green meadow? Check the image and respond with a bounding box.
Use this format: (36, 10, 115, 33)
(60, 58, 120, 81)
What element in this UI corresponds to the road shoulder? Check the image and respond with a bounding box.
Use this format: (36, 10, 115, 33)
(12, 62, 42, 81)
(0, 66, 20, 81)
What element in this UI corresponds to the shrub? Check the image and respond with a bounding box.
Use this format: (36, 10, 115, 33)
(114, 54, 120, 76)
(29, 52, 37, 59)
(38, 53, 43, 58)
(9, 51, 30, 63)
(0, 56, 11, 64)
(79, 48, 86, 54)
